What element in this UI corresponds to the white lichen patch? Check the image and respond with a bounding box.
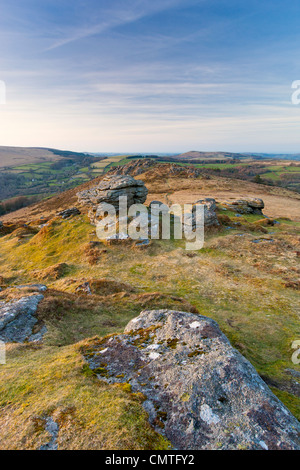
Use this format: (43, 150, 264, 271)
(200, 404, 220, 425)
(190, 321, 201, 329)
(149, 352, 160, 360)
(99, 348, 108, 354)
(147, 344, 160, 350)
(259, 440, 268, 450)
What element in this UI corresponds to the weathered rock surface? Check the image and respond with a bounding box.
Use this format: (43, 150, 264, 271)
(221, 198, 264, 215)
(0, 294, 45, 343)
(84, 309, 300, 450)
(106, 159, 209, 180)
(107, 158, 155, 176)
(183, 198, 219, 231)
(148, 200, 165, 210)
(39, 418, 59, 451)
(195, 198, 219, 227)
(77, 175, 148, 224)
(57, 208, 81, 219)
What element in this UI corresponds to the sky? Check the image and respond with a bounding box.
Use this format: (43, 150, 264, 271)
(0, 0, 300, 153)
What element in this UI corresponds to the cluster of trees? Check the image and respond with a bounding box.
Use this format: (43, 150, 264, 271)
(0, 195, 40, 216)
(0, 173, 26, 199)
(50, 155, 103, 171)
(205, 164, 266, 179)
(50, 159, 74, 170)
(0, 155, 103, 202)
(279, 173, 300, 192)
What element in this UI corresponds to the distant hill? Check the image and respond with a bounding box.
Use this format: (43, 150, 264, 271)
(0, 146, 105, 208)
(171, 151, 251, 161)
(246, 153, 300, 161)
(0, 146, 97, 168)
(171, 151, 300, 162)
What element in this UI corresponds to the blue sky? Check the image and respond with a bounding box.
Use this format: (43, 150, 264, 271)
(0, 0, 300, 153)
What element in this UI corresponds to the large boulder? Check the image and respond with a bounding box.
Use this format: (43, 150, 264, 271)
(77, 175, 148, 225)
(77, 175, 147, 210)
(195, 198, 219, 227)
(221, 198, 264, 215)
(84, 309, 300, 450)
(183, 198, 219, 232)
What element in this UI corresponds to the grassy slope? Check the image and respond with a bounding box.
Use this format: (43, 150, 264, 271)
(0, 147, 60, 168)
(0, 203, 299, 450)
(0, 166, 299, 449)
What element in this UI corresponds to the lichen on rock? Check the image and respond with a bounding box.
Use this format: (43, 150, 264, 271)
(77, 175, 148, 225)
(0, 287, 46, 343)
(83, 309, 300, 450)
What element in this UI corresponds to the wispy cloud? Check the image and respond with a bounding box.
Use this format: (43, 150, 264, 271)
(45, 0, 187, 51)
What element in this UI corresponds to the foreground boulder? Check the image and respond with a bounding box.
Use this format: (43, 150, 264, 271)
(84, 309, 300, 450)
(77, 175, 148, 225)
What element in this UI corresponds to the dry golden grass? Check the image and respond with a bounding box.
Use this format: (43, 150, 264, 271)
(0, 343, 170, 450)
(32, 263, 69, 281)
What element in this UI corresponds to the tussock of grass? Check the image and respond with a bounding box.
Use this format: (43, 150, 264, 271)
(31, 287, 199, 347)
(0, 216, 92, 275)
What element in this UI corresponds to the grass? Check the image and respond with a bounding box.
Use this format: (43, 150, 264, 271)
(0, 216, 92, 273)
(0, 343, 170, 450)
(35, 289, 196, 347)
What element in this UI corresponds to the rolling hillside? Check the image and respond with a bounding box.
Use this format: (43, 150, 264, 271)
(171, 150, 251, 161)
(0, 146, 95, 168)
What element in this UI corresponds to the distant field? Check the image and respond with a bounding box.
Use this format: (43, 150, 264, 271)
(260, 165, 300, 181)
(172, 150, 250, 161)
(91, 155, 128, 174)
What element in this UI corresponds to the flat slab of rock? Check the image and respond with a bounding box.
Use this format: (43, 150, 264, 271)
(57, 208, 81, 219)
(84, 309, 300, 450)
(0, 294, 45, 343)
(221, 198, 264, 215)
